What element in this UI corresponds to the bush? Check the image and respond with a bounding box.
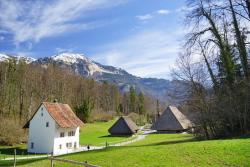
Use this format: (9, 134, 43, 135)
(90, 110, 114, 122)
(127, 112, 147, 126)
(0, 117, 26, 145)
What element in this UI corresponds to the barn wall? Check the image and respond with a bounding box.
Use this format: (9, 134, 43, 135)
(109, 119, 132, 135)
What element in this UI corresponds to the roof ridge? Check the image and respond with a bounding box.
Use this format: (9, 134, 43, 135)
(166, 106, 185, 129)
(168, 106, 191, 128)
(42, 101, 67, 105)
(121, 117, 134, 133)
(122, 116, 138, 131)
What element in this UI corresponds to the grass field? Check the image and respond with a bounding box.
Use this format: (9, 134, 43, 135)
(79, 120, 134, 146)
(1, 135, 250, 167)
(1, 120, 250, 167)
(0, 120, 133, 160)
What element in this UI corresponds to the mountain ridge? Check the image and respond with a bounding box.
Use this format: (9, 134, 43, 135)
(0, 52, 187, 103)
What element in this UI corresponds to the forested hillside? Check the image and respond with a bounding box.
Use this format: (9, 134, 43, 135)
(0, 59, 156, 145)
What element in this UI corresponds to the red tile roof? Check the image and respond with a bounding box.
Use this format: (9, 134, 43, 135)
(23, 102, 84, 128)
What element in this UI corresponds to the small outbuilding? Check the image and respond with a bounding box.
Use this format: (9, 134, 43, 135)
(152, 106, 192, 132)
(108, 116, 139, 136)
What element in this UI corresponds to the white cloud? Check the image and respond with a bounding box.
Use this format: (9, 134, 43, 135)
(136, 8, 171, 21)
(0, 36, 4, 41)
(55, 47, 76, 54)
(92, 29, 184, 79)
(157, 9, 170, 15)
(175, 6, 195, 13)
(0, 0, 126, 44)
(136, 14, 153, 21)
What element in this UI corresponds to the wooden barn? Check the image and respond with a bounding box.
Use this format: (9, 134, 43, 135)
(108, 116, 139, 136)
(152, 106, 192, 132)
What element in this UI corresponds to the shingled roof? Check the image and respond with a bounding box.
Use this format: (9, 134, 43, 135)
(23, 102, 84, 128)
(108, 116, 139, 135)
(152, 106, 192, 131)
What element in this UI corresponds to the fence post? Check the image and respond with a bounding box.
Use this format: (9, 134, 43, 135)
(13, 149, 16, 167)
(105, 141, 108, 149)
(50, 152, 54, 167)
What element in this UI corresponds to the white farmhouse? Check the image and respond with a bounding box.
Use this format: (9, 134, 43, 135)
(23, 102, 84, 155)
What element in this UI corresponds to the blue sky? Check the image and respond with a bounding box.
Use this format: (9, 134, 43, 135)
(0, 0, 187, 79)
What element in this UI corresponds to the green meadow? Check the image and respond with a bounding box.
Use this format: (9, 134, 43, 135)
(1, 120, 250, 167)
(79, 120, 133, 146)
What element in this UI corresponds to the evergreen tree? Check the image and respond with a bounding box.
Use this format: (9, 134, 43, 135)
(129, 86, 137, 113)
(138, 92, 145, 115)
(74, 97, 94, 122)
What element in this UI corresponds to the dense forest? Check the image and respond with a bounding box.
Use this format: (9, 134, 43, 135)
(173, 0, 250, 139)
(0, 59, 157, 145)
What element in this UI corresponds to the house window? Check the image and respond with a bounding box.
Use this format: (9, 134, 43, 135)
(66, 142, 72, 148)
(41, 112, 43, 117)
(74, 142, 77, 148)
(46, 122, 49, 127)
(59, 144, 62, 149)
(68, 131, 75, 136)
(31, 142, 34, 149)
(60, 132, 64, 137)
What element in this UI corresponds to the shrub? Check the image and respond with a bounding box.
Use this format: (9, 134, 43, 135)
(0, 117, 26, 145)
(90, 110, 114, 122)
(127, 112, 147, 126)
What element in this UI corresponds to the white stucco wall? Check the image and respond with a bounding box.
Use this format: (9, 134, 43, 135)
(27, 104, 81, 155)
(53, 126, 80, 155)
(28, 104, 55, 153)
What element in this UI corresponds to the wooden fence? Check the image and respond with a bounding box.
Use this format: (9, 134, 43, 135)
(49, 156, 100, 167)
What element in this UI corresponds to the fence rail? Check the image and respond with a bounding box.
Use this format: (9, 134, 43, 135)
(49, 156, 100, 167)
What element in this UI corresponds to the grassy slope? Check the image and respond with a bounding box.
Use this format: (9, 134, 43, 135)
(79, 120, 132, 146)
(4, 134, 250, 167)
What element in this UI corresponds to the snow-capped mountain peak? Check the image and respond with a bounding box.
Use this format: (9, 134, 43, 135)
(0, 53, 10, 61)
(51, 53, 89, 64)
(37, 52, 121, 76)
(0, 53, 36, 63)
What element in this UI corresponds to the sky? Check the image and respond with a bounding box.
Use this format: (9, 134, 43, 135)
(0, 0, 187, 79)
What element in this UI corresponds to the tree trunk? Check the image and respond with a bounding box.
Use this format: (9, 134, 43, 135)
(246, 0, 250, 19)
(229, 0, 249, 78)
(19, 87, 24, 121)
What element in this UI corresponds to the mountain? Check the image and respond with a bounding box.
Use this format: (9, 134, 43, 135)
(0, 53, 36, 63)
(34, 53, 126, 77)
(0, 52, 188, 103)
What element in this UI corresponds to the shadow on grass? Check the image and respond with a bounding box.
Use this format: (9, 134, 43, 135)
(98, 135, 131, 138)
(0, 157, 47, 167)
(0, 147, 28, 156)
